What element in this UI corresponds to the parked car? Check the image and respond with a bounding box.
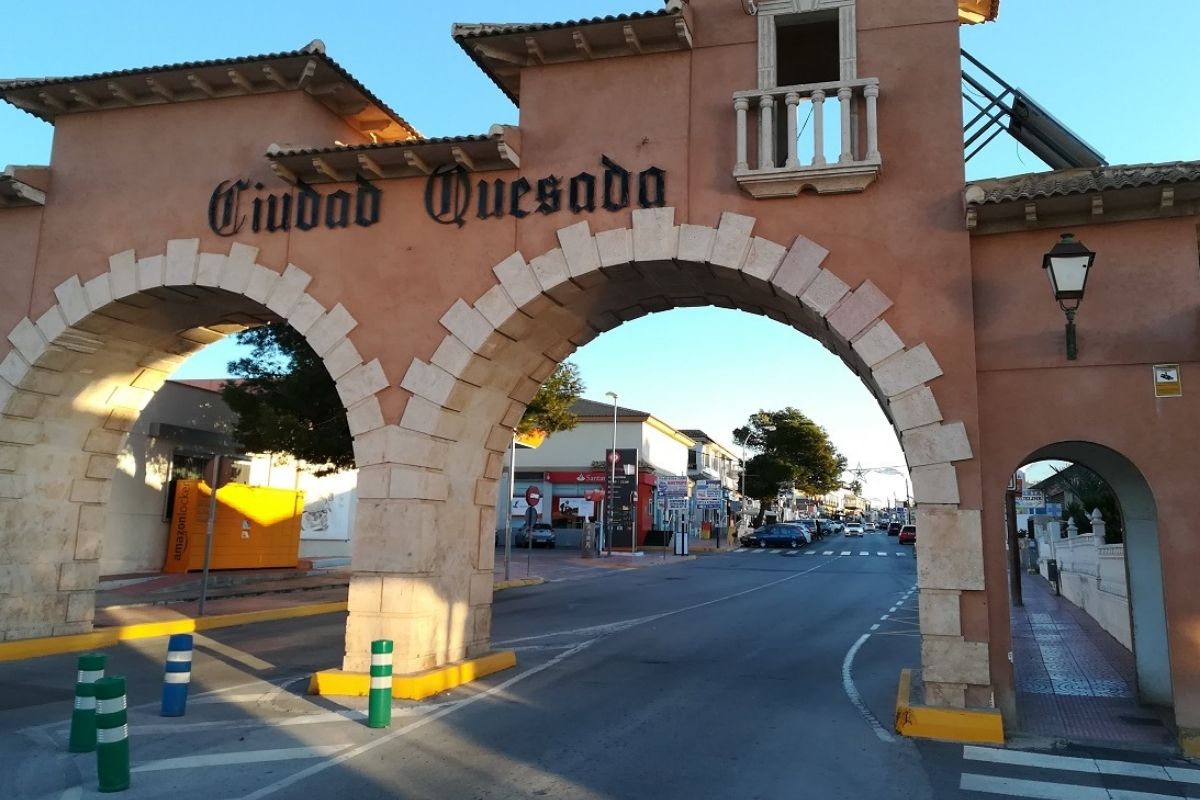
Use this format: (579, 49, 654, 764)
(898, 524, 916, 545)
(887, 522, 902, 536)
(819, 518, 842, 536)
(845, 522, 865, 536)
(742, 524, 809, 549)
(514, 522, 556, 548)
(782, 521, 815, 544)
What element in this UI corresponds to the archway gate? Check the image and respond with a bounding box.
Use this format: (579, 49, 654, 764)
(0, 208, 991, 709)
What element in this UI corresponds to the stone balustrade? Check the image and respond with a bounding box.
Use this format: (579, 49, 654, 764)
(1035, 512, 1131, 649)
(733, 77, 881, 198)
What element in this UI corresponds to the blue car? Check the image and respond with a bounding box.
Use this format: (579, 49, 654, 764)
(741, 523, 810, 549)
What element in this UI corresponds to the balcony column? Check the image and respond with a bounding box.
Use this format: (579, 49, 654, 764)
(734, 97, 750, 172)
(784, 92, 801, 169)
(811, 89, 827, 167)
(837, 85, 854, 164)
(758, 93, 775, 170)
(864, 82, 880, 161)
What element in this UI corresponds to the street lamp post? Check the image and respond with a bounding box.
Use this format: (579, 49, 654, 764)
(1042, 233, 1096, 360)
(605, 390, 618, 556)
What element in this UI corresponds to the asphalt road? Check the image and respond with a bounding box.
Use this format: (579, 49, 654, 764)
(4, 533, 1195, 799)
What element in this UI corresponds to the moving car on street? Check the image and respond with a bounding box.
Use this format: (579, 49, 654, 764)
(887, 521, 902, 536)
(845, 522, 864, 536)
(898, 524, 916, 545)
(741, 524, 810, 549)
(514, 523, 556, 548)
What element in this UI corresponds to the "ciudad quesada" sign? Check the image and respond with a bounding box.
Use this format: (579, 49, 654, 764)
(207, 177, 381, 236)
(425, 155, 666, 228)
(206, 155, 665, 235)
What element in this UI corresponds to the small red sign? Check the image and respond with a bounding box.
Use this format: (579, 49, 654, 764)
(525, 486, 542, 506)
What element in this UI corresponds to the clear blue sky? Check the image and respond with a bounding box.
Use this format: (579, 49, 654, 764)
(4, 1, 1196, 501)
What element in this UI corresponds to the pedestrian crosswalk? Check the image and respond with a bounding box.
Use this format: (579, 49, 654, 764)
(730, 547, 910, 557)
(956, 744, 1200, 798)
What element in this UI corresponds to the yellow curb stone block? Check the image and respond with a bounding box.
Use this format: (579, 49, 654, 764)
(494, 577, 544, 591)
(894, 668, 1004, 745)
(0, 601, 348, 662)
(309, 650, 517, 700)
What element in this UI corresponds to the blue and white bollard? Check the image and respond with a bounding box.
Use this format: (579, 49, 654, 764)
(159, 634, 193, 717)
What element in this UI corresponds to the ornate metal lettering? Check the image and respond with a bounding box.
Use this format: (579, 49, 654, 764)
(570, 172, 596, 213)
(509, 177, 531, 219)
(208, 179, 249, 237)
(477, 179, 505, 220)
(325, 190, 351, 228)
(355, 176, 381, 227)
(601, 155, 630, 212)
(638, 166, 666, 209)
(536, 176, 562, 214)
(296, 182, 320, 231)
(424, 164, 470, 227)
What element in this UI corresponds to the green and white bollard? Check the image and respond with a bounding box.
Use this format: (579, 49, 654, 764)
(368, 639, 393, 729)
(68, 652, 106, 753)
(94, 676, 130, 793)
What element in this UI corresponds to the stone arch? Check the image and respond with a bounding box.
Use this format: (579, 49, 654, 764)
(0, 238, 389, 640)
(348, 208, 987, 708)
(1020, 441, 1172, 706)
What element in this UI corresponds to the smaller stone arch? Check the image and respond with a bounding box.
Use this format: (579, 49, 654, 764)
(0, 238, 390, 640)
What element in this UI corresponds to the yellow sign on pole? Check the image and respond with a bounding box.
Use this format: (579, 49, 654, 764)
(1154, 364, 1182, 398)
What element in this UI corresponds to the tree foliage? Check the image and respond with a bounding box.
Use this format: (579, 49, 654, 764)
(1054, 464, 1123, 544)
(733, 408, 846, 518)
(221, 323, 353, 475)
(221, 324, 585, 473)
(518, 362, 585, 437)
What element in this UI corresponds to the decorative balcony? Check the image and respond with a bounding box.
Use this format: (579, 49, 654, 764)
(732, 78, 881, 198)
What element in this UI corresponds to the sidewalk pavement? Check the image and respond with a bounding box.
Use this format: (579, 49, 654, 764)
(93, 546, 697, 630)
(1010, 570, 1177, 749)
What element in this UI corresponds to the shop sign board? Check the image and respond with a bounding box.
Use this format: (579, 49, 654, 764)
(605, 448, 639, 549)
(695, 479, 723, 509)
(659, 476, 689, 498)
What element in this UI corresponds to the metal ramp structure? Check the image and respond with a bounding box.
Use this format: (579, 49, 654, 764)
(962, 49, 1107, 169)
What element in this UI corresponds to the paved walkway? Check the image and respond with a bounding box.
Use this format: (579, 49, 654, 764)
(1010, 571, 1177, 748)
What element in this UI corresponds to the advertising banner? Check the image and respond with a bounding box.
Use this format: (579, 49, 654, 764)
(553, 497, 594, 523)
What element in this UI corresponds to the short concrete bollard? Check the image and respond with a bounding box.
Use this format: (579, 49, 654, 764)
(368, 639, 393, 729)
(95, 675, 130, 793)
(68, 652, 106, 753)
(160, 634, 193, 717)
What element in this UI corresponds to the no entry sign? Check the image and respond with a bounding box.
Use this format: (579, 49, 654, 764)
(524, 486, 542, 506)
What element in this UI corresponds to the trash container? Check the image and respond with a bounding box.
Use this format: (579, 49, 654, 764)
(1046, 559, 1060, 595)
(673, 528, 689, 556)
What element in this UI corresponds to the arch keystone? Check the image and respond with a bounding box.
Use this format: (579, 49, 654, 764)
(164, 238, 200, 285)
(827, 280, 893, 341)
(710, 212, 756, 269)
(556, 221, 603, 286)
(631, 206, 677, 263)
(902, 421, 972, 467)
(873, 343, 943, 398)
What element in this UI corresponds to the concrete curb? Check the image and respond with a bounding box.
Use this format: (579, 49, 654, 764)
(309, 651, 517, 700)
(493, 577, 545, 591)
(0, 601, 349, 662)
(894, 668, 1005, 745)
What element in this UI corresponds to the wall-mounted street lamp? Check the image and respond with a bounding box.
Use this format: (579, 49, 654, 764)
(1042, 233, 1096, 361)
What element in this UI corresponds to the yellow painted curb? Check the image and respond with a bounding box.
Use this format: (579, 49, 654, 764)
(0, 601, 348, 662)
(1179, 728, 1200, 757)
(494, 577, 544, 591)
(894, 668, 1005, 745)
(309, 650, 517, 700)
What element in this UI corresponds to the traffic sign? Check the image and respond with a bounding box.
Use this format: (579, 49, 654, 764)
(524, 486, 541, 506)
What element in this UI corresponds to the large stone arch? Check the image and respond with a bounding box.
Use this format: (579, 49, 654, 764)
(348, 208, 989, 709)
(0, 238, 389, 640)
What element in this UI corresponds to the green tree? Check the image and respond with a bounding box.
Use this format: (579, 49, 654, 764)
(518, 361, 585, 437)
(221, 324, 585, 472)
(1055, 464, 1123, 543)
(733, 408, 846, 524)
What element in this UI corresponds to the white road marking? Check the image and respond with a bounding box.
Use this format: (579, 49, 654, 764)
(823, 551, 834, 555)
(880, 615, 890, 620)
(963, 745, 1200, 784)
(193, 633, 274, 671)
(769, 549, 782, 554)
(840, 551, 851, 556)
(895, 552, 906, 556)
(959, 772, 1178, 799)
(804, 551, 816, 555)
(734, 547, 746, 553)
(842, 633, 893, 743)
(877, 552, 887, 556)
(133, 744, 351, 773)
(870, 624, 879, 631)
(859, 551, 869, 556)
(889, 606, 898, 612)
